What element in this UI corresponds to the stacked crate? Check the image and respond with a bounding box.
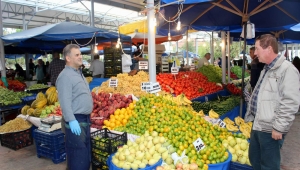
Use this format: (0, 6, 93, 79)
(91, 129, 127, 170)
(0, 129, 33, 150)
(104, 47, 122, 78)
(34, 129, 66, 164)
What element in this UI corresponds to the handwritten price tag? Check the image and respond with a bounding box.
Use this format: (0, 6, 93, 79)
(171, 67, 179, 74)
(193, 138, 205, 152)
(139, 61, 148, 70)
(217, 119, 226, 128)
(141, 82, 151, 91)
(109, 79, 118, 87)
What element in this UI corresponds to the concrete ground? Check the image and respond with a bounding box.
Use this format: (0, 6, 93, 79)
(0, 115, 299, 170)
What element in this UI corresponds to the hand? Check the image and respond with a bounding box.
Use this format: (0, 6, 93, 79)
(1, 77, 8, 87)
(69, 120, 81, 136)
(272, 129, 282, 140)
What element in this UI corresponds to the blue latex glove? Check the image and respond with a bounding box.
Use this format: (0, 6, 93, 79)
(69, 120, 81, 136)
(1, 77, 8, 87)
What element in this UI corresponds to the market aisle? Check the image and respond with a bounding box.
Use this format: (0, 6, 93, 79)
(280, 114, 300, 170)
(0, 115, 299, 170)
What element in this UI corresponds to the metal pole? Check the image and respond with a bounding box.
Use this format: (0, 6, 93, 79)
(22, 15, 26, 30)
(195, 38, 198, 56)
(0, 0, 7, 81)
(147, 0, 156, 83)
(221, 31, 226, 83)
(240, 22, 247, 117)
(91, 0, 95, 27)
(186, 30, 189, 65)
(211, 32, 214, 64)
(227, 31, 231, 83)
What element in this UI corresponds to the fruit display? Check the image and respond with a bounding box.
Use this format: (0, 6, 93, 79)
(162, 94, 192, 106)
(114, 94, 232, 168)
(27, 84, 49, 90)
(111, 131, 174, 169)
(90, 92, 134, 129)
(222, 136, 251, 166)
(197, 65, 223, 83)
(92, 71, 149, 97)
(226, 71, 238, 80)
(225, 83, 242, 95)
(0, 117, 32, 133)
(191, 96, 240, 115)
(223, 116, 252, 139)
(157, 163, 199, 170)
(157, 72, 223, 99)
(0, 87, 32, 106)
(39, 103, 62, 118)
(208, 109, 219, 119)
(20, 88, 59, 117)
(231, 66, 250, 79)
(7, 79, 26, 91)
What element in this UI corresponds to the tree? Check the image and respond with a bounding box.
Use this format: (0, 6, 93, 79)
(179, 41, 195, 53)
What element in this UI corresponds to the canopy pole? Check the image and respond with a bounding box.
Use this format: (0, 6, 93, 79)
(221, 31, 226, 83)
(227, 31, 231, 83)
(186, 30, 189, 66)
(211, 32, 214, 64)
(0, 0, 7, 80)
(147, 0, 156, 83)
(240, 22, 247, 117)
(91, 0, 95, 27)
(25, 54, 30, 79)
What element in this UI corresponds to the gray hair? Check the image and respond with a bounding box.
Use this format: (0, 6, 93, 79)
(63, 44, 80, 60)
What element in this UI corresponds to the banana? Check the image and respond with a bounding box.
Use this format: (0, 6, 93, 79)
(21, 105, 30, 115)
(234, 116, 245, 125)
(197, 110, 205, 117)
(226, 124, 239, 132)
(223, 117, 235, 125)
(182, 95, 192, 104)
(209, 109, 219, 119)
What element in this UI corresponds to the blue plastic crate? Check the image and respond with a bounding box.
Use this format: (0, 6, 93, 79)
(36, 144, 66, 164)
(34, 129, 65, 148)
(230, 161, 253, 170)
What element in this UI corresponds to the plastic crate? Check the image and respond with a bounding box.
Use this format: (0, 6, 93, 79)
(91, 129, 127, 154)
(230, 161, 253, 170)
(0, 129, 33, 150)
(104, 74, 117, 78)
(36, 143, 66, 164)
(92, 159, 109, 170)
(92, 148, 110, 163)
(34, 129, 65, 149)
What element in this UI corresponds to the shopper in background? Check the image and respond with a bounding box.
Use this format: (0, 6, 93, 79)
(292, 56, 300, 73)
(249, 47, 265, 90)
(56, 44, 93, 170)
(29, 58, 35, 77)
(128, 51, 147, 76)
(89, 54, 104, 78)
(49, 51, 65, 86)
(198, 53, 211, 68)
(245, 34, 300, 170)
(36, 59, 45, 83)
(15, 63, 26, 79)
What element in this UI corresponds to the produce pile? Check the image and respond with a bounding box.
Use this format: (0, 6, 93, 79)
(0, 87, 32, 106)
(197, 65, 222, 83)
(92, 71, 149, 97)
(222, 136, 251, 166)
(231, 66, 250, 79)
(90, 92, 134, 129)
(0, 117, 32, 133)
(0, 79, 26, 91)
(191, 96, 240, 116)
(20, 87, 58, 117)
(114, 94, 231, 168)
(27, 84, 49, 90)
(157, 72, 223, 99)
(225, 83, 242, 95)
(223, 117, 252, 139)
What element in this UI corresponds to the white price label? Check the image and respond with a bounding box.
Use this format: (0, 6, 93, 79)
(146, 82, 161, 94)
(190, 64, 195, 70)
(193, 138, 205, 152)
(217, 119, 226, 128)
(141, 82, 152, 91)
(139, 61, 148, 70)
(109, 79, 118, 87)
(171, 67, 179, 74)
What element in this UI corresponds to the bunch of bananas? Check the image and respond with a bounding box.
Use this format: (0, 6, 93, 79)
(208, 109, 219, 119)
(46, 86, 56, 97)
(85, 77, 93, 84)
(234, 116, 245, 126)
(226, 124, 239, 132)
(31, 98, 47, 109)
(162, 94, 192, 106)
(223, 117, 235, 125)
(47, 91, 58, 105)
(223, 116, 252, 138)
(191, 110, 205, 117)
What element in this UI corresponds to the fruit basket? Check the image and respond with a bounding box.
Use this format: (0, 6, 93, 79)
(91, 128, 127, 154)
(0, 129, 33, 150)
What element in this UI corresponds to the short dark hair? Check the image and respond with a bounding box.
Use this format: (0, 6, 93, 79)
(255, 34, 278, 54)
(250, 47, 255, 51)
(94, 54, 100, 59)
(63, 44, 80, 60)
(133, 51, 142, 57)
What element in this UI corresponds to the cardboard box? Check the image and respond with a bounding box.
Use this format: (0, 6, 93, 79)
(143, 44, 166, 53)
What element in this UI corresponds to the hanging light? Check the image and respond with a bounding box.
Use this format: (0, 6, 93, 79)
(168, 32, 171, 41)
(176, 21, 181, 30)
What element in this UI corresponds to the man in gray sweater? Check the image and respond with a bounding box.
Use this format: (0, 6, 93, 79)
(56, 44, 93, 170)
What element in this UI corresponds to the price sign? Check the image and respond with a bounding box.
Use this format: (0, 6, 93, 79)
(109, 79, 118, 87)
(190, 64, 195, 70)
(141, 82, 152, 91)
(217, 119, 226, 128)
(139, 61, 148, 70)
(193, 138, 205, 152)
(171, 67, 179, 74)
(147, 82, 161, 94)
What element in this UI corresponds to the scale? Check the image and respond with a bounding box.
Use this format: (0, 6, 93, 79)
(38, 116, 62, 132)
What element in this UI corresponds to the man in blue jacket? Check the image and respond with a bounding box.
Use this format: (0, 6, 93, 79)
(56, 44, 93, 170)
